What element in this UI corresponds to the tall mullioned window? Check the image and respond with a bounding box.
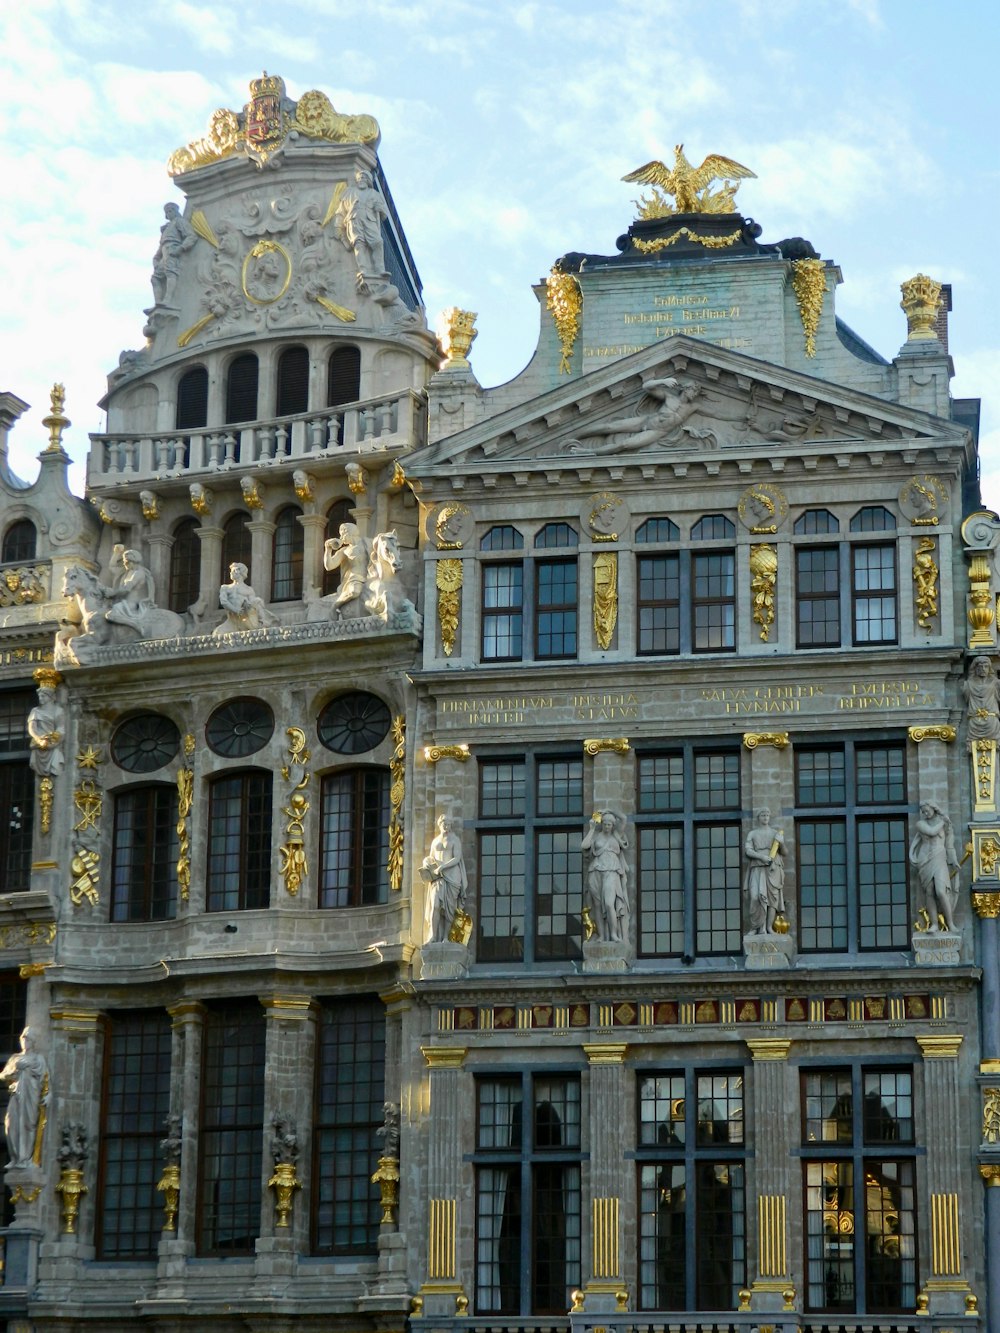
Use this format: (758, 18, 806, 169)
(97, 1010, 172, 1259)
(312, 997, 386, 1254)
(318, 767, 390, 907)
(635, 745, 743, 958)
(475, 1074, 582, 1314)
(481, 524, 579, 662)
(636, 515, 735, 654)
(794, 506, 898, 647)
(271, 505, 304, 601)
(476, 754, 584, 963)
(111, 785, 178, 921)
(802, 1066, 917, 1313)
(206, 770, 272, 911)
(637, 1069, 747, 1311)
(198, 1001, 266, 1255)
(795, 739, 909, 951)
(168, 518, 201, 614)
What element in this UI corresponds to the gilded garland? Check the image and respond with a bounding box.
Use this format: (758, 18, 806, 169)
(436, 559, 463, 657)
(633, 227, 743, 254)
(546, 269, 583, 374)
(790, 258, 827, 358)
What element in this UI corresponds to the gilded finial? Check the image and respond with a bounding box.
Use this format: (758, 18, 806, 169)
(42, 383, 70, 453)
(900, 273, 943, 341)
(438, 308, 478, 368)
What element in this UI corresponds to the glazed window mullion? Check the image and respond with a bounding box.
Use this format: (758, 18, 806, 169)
(206, 771, 273, 911)
(111, 785, 179, 921)
(318, 768, 390, 908)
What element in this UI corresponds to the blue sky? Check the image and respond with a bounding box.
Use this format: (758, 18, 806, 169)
(2, 0, 997, 500)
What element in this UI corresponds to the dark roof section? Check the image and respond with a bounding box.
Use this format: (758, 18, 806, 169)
(835, 317, 889, 366)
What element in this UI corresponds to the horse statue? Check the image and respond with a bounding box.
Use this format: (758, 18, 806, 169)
(57, 564, 186, 664)
(365, 531, 421, 631)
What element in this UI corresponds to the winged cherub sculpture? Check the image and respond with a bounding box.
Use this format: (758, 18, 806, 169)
(623, 144, 756, 217)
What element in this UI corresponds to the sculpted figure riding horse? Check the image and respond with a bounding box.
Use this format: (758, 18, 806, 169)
(57, 559, 186, 664)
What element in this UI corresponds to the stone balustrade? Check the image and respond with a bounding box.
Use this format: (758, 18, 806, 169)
(87, 388, 426, 486)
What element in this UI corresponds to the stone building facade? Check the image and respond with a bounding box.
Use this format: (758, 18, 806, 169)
(0, 77, 998, 1333)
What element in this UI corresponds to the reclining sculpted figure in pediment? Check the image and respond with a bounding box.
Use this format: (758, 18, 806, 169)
(568, 376, 717, 455)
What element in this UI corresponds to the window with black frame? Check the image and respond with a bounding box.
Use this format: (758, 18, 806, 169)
(474, 1073, 582, 1315)
(636, 514, 736, 655)
(476, 754, 584, 963)
(97, 1010, 172, 1259)
(0, 690, 34, 894)
(197, 1001, 265, 1256)
(168, 518, 201, 614)
(795, 738, 909, 951)
(794, 506, 898, 648)
(635, 745, 743, 959)
(480, 524, 578, 663)
(637, 1068, 747, 1311)
(802, 1066, 917, 1313)
(312, 996, 386, 1254)
(111, 785, 178, 921)
(205, 770, 273, 911)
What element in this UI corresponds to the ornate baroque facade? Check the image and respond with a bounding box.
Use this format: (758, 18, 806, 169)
(0, 77, 998, 1333)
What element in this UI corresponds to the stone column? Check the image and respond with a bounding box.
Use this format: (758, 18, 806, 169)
(255, 995, 315, 1283)
(247, 520, 276, 603)
(916, 1034, 975, 1315)
(418, 1046, 467, 1315)
(298, 512, 326, 601)
(43, 1008, 105, 1271)
(980, 1163, 1000, 1330)
(582, 1042, 628, 1310)
(145, 532, 174, 609)
(155, 1001, 204, 1294)
(194, 523, 224, 621)
(746, 1038, 796, 1314)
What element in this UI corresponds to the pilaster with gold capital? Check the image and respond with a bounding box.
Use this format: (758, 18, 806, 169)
(47, 1008, 106, 1257)
(259, 996, 316, 1258)
(160, 1001, 206, 1263)
(746, 1039, 795, 1300)
(420, 1046, 468, 1309)
(582, 1044, 628, 1301)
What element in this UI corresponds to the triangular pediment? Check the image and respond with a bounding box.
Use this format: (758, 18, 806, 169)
(413, 336, 966, 476)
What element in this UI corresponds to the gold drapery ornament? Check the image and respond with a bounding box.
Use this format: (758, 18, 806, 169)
(913, 536, 939, 630)
(439, 308, 478, 367)
(742, 732, 790, 750)
(900, 273, 943, 341)
(279, 727, 311, 897)
(582, 737, 630, 757)
(633, 226, 743, 253)
(790, 258, 828, 357)
(42, 383, 70, 452)
(268, 1160, 301, 1228)
(545, 269, 583, 374)
(593, 551, 618, 650)
(907, 724, 955, 744)
(387, 717, 405, 891)
(749, 543, 777, 641)
(436, 559, 462, 656)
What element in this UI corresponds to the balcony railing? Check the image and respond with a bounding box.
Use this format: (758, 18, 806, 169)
(88, 388, 426, 486)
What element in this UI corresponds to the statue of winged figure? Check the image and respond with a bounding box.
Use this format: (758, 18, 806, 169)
(623, 144, 756, 217)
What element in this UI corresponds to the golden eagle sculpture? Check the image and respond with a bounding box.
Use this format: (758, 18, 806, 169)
(623, 144, 756, 217)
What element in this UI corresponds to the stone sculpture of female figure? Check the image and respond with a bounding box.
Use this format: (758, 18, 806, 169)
(909, 801, 960, 933)
(422, 815, 468, 943)
(1, 1027, 49, 1169)
(582, 811, 630, 943)
(963, 655, 1000, 742)
(743, 808, 786, 936)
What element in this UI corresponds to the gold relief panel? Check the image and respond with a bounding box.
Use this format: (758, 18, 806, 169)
(749, 543, 777, 641)
(436, 559, 463, 657)
(972, 828, 1000, 882)
(387, 718, 405, 892)
(974, 739, 998, 813)
(899, 475, 948, 526)
(593, 552, 618, 650)
(0, 566, 47, 606)
(738, 483, 787, 534)
(584, 492, 628, 543)
(982, 1088, 1000, 1145)
(433, 504, 472, 550)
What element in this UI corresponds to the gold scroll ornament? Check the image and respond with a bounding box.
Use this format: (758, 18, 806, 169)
(436, 559, 462, 656)
(593, 552, 618, 650)
(387, 717, 405, 891)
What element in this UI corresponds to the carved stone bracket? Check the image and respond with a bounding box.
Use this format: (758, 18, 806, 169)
(583, 738, 630, 757)
(423, 744, 470, 764)
(742, 732, 790, 750)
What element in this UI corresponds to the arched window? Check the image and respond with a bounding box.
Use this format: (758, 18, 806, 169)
(1, 520, 36, 564)
(168, 518, 201, 613)
(206, 770, 272, 911)
(222, 512, 253, 580)
(176, 366, 209, 430)
(225, 353, 259, 425)
(271, 506, 304, 602)
(327, 346, 361, 407)
(323, 498, 354, 597)
(111, 784, 178, 921)
(276, 346, 310, 417)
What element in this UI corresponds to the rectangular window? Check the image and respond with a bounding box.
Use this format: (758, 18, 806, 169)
(535, 559, 577, 659)
(796, 741, 908, 952)
(0, 690, 34, 894)
(475, 1074, 582, 1315)
(198, 1001, 265, 1256)
(312, 997, 386, 1254)
(796, 546, 841, 647)
(111, 786, 178, 921)
(637, 553, 681, 655)
(97, 1010, 172, 1259)
(482, 563, 523, 661)
(206, 771, 272, 911)
(692, 552, 735, 651)
(852, 544, 897, 644)
(477, 756, 583, 963)
(802, 1067, 917, 1313)
(318, 768, 389, 907)
(636, 748, 742, 957)
(637, 1070, 746, 1311)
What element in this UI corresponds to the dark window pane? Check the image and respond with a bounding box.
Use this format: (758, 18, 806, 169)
(176, 366, 208, 430)
(276, 345, 309, 416)
(794, 508, 839, 535)
(225, 353, 259, 424)
(691, 514, 735, 541)
(169, 518, 201, 613)
(535, 523, 578, 548)
(318, 768, 390, 908)
(111, 786, 178, 922)
(206, 771, 272, 911)
(635, 517, 680, 544)
(482, 564, 523, 661)
(222, 512, 253, 581)
(271, 506, 304, 601)
(637, 554, 680, 655)
(536, 559, 577, 659)
(327, 346, 361, 407)
(850, 505, 896, 533)
(481, 526, 524, 552)
(2, 520, 36, 564)
(796, 546, 841, 647)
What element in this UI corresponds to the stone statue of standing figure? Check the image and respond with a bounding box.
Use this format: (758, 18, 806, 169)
(582, 811, 630, 943)
(743, 808, 787, 936)
(909, 801, 960, 933)
(333, 169, 388, 276)
(422, 814, 468, 943)
(1, 1027, 49, 1170)
(28, 672, 66, 777)
(963, 655, 1000, 742)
